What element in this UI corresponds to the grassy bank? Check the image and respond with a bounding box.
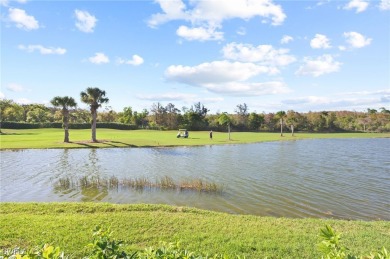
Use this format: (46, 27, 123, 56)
(0, 203, 389, 258)
(0, 128, 389, 149)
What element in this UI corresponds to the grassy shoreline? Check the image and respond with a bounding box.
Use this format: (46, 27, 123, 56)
(1, 128, 389, 149)
(1, 203, 389, 258)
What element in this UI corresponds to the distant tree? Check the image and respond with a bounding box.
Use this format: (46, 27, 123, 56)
(218, 112, 232, 140)
(380, 107, 390, 114)
(367, 108, 377, 114)
(50, 96, 77, 142)
(26, 106, 52, 123)
(165, 103, 181, 129)
(72, 109, 91, 123)
(98, 109, 117, 122)
(235, 103, 249, 128)
(182, 102, 209, 130)
(248, 112, 264, 131)
(119, 106, 133, 124)
(80, 87, 109, 142)
(0, 100, 24, 122)
(275, 111, 286, 136)
(150, 102, 166, 127)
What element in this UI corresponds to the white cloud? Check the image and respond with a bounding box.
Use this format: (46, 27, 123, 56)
(201, 81, 291, 96)
(164, 60, 290, 96)
(8, 8, 39, 30)
(176, 25, 223, 41)
(335, 89, 390, 96)
(0, 91, 5, 99)
(74, 9, 97, 33)
(148, 0, 286, 41)
(379, 0, 390, 10)
(1, 0, 27, 7)
(310, 34, 331, 49)
(165, 60, 278, 86)
(282, 96, 329, 105)
(117, 55, 144, 66)
(18, 44, 66, 55)
(282, 95, 387, 111)
(149, 0, 286, 26)
(137, 92, 197, 101)
(222, 42, 296, 66)
(281, 35, 293, 44)
(88, 52, 109, 64)
(6, 83, 25, 92)
(344, 0, 369, 13)
(343, 31, 372, 48)
(296, 54, 342, 77)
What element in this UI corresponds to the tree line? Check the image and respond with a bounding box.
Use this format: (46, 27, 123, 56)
(1, 88, 390, 139)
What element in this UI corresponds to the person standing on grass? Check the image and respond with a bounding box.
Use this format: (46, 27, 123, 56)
(209, 130, 213, 139)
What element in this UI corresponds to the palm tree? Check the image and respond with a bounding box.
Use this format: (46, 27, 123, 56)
(80, 87, 109, 142)
(50, 96, 77, 143)
(275, 111, 286, 137)
(218, 112, 232, 140)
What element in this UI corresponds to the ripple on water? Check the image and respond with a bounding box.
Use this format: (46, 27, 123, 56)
(1, 138, 389, 220)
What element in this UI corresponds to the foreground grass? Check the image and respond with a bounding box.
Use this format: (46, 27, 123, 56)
(1, 203, 389, 258)
(0, 128, 389, 149)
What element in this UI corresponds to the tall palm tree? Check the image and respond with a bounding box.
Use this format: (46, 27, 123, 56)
(218, 112, 232, 140)
(80, 87, 109, 142)
(275, 110, 286, 137)
(50, 96, 77, 143)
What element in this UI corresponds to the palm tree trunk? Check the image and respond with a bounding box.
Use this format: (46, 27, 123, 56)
(63, 109, 70, 143)
(64, 127, 69, 142)
(280, 118, 283, 137)
(228, 123, 231, 140)
(91, 109, 97, 142)
(291, 124, 294, 137)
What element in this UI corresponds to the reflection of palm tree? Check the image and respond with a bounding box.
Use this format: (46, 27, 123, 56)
(275, 111, 286, 137)
(50, 96, 77, 142)
(87, 149, 101, 177)
(80, 87, 109, 142)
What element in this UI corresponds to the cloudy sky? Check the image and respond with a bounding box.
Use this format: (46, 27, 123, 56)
(1, 0, 389, 113)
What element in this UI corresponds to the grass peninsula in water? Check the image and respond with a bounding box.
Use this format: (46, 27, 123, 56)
(0, 128, 389, 149)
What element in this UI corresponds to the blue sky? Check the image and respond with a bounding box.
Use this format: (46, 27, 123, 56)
(1, 0, 389, 114)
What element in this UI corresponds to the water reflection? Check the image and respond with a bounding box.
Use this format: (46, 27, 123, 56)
(1, 138, 389, 220)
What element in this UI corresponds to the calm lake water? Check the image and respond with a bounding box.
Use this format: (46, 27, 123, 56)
(1, 138, 389, 220)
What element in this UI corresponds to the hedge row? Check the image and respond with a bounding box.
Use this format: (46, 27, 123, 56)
(0, 121, 138, 130)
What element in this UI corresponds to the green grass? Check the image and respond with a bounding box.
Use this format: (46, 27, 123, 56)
(1, 128, 389, 149)
(0, 203, 389, 258)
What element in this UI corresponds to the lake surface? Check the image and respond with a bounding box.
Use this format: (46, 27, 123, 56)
(1, 138, 389, 220)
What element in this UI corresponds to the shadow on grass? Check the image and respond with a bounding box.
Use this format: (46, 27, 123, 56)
(68, 141, 96, 148)
(105, 141, 137, 148)
(68, 140, 137, 148)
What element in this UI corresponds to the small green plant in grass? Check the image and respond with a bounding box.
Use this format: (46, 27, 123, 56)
(84, 225, 136, 259)
(318, 225, 389, 259)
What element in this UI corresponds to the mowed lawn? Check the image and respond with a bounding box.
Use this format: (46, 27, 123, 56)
(1, 203, 390, 258)
(1, 128, 389, 149)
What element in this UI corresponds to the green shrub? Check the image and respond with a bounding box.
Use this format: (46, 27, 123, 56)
(318, 225, 389, 259)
